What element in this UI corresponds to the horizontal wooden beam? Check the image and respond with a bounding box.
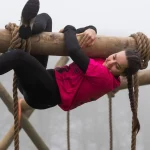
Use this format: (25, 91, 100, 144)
(0, 29, 137, 57)
(120, 69, 150, 90)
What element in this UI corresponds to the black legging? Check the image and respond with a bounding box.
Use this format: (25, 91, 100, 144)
(31, 13, 52, 68)
(1, 13, 61, 109)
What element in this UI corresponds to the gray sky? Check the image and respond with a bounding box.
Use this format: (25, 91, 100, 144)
(1, 0, 150, 36)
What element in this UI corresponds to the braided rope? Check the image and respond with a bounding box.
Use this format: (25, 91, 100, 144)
(107, 88, 120, 150)
(130, 32, 150, 150)
(131, 73, 139, 150)
(108, 94, 113, 150)
(67, 111, 70, 150)
(131, 32, 150, 69)
(5, 23, 31, 150)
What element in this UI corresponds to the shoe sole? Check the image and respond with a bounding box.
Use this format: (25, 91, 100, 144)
(21, 0, 40, 25)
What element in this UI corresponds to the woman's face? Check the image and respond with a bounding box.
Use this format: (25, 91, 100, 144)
(103, 51, 128, 76)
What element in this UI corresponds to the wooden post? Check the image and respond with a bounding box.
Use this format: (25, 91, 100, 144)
(0, 83, 49, 150)
(0, 109, 33, 150)
(0, 29, 137, 57)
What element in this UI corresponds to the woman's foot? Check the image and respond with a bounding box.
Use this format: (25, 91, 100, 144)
(19, 0, 40, 39)
(18, 98, 33, 126)
(21, 0, 40, 25)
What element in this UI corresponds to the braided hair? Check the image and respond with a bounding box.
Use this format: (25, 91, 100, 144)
(123, 50, 141, 134)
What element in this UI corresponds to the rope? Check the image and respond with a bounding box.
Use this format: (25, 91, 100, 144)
(107, 87, 119, 150)
(131, 32, 150, 69)
(67, 111, 70, 150)
(5, 23, 31, 150)
(131, 73, 139, 150)
(130, 32, 150, 150)
(107, 94, 113, 150)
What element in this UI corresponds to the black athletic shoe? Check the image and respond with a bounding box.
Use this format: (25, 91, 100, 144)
(19, 0, 40, 39)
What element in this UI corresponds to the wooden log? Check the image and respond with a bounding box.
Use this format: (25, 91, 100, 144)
(55, 56, 69, 67)
(120, 69, 150, 90)
(0, 109, 33, 150)
(0, 29, 136, 57)
(108, 69, 150, 96)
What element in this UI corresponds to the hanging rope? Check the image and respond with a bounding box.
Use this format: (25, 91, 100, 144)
(107, 94, 113, 150)
(129, 32, 150, 150)
(4, 1, 39, 150)
(107, 87, 119, 150)
(5, 23, 31, 150)
(67, 111, 71, 150)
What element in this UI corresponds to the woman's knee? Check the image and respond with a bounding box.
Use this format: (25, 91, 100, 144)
(38, 13, 52, 32)
(9, 50, 28, 61)
(41, 13, 52, 32)
(32, 13, 52, 33)
(40, 13, 52, 22)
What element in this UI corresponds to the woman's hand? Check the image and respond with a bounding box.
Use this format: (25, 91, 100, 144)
(59, 27, 96, 48)
(59, 28, 64, 33)
(77, 29, 96, 48)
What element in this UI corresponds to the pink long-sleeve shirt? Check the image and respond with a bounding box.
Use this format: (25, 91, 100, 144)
(55, 58, 120, 111)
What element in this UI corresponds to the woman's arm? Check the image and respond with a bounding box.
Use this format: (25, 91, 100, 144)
(63, 25, 90, 74)
(59, 25, 97, 48)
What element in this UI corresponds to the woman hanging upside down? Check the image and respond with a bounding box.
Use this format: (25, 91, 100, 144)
(3, 12, 100, 110)
(1, 3, 141, 133)
(1, 15, 141, 110)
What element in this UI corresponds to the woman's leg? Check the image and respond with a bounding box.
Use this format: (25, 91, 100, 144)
(18, 13, 53, 103)
(32, 13, 52, 34)
(31, 13, 52, 68)
(0, 50, 61, 109)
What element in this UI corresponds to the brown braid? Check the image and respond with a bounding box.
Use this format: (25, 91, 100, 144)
(127, 75, 140, 134)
